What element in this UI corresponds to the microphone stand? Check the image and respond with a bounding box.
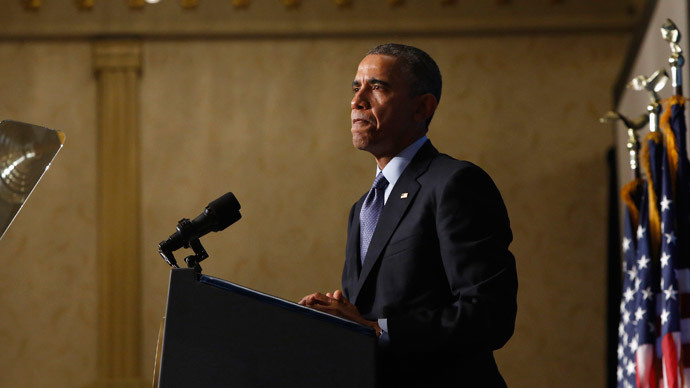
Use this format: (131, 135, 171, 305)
(158, 218, 210, 274)
(184, 238, 209, 274)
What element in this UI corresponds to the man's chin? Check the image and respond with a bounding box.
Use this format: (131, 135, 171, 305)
(351, 136, 371, 151)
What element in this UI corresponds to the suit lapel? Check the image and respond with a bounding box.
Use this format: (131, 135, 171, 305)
(343, 197, 364, 298)
(350, 141, 438, 305)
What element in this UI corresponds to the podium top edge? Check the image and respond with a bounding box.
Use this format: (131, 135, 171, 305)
(196, 271, 376, 338)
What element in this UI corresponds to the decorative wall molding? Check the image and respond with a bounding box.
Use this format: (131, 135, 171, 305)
(76, 0, 95, 11)
(90, 40, 147, 388)
(15, 0, 592, 11)
(1, 0, 636, 38)
(333, 0, 352, 8)
(232, 0, 250, 8)
(21, 0, 40, 11)
(128, 0, 146, 9)
(281, 0, 300, 9)
(180, 0, 200, 9)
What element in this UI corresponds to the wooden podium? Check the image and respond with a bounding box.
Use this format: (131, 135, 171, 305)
(156, 269, 377, 387)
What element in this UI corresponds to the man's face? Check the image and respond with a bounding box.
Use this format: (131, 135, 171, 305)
(350, 54, 420, 158)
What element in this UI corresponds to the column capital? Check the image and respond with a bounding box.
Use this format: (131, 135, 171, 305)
(92, 40, 142, 73)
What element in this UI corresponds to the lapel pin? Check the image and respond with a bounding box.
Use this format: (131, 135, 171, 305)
(400, 193, 408, 199)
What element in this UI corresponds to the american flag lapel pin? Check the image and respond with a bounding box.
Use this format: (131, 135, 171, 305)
(400, 193, 408, 199)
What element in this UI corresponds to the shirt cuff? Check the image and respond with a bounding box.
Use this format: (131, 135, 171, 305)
(378, 318, 389, 344)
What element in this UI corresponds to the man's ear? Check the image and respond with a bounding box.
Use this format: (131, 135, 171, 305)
(413, 93, 438, 123)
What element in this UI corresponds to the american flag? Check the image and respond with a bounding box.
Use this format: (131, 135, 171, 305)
(617, 96, 690, 388)
(618, 182, 642, 388)
(668, 100, 690, 263)
(659, 141, 681, 388)
(633, 186, 657, 388)
(660, 96, 690, 388)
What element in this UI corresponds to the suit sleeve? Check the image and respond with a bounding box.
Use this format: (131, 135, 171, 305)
(388, 164, 517, 352)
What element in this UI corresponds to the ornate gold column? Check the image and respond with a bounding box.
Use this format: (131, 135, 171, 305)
(91, 40, 147, 388)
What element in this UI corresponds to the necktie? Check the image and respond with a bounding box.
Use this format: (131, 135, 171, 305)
(360, 172, 389, 264)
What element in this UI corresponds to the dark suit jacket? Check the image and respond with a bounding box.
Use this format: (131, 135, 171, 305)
(342, 140, 517, 388)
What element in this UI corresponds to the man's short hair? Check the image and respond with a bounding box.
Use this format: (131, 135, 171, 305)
(366, 43, 442, 128)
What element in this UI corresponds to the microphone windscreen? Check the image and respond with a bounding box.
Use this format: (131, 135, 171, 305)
(206, 192, 241, 231)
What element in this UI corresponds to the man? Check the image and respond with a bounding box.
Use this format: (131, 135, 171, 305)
(299, 44, 517, 387)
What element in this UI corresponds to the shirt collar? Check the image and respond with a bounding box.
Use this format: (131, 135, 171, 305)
(378, 135, 428, 191)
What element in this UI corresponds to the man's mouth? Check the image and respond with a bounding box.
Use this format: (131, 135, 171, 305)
(352, 116, 374, 125)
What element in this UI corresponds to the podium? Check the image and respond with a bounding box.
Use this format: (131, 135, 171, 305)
(156, 269, 377, 388)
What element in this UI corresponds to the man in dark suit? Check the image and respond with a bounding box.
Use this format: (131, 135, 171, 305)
(299, 44, 517, 387)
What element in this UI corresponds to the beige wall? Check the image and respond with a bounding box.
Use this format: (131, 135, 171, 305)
(0, 3, 632, 387)
(0, 42, 98, 387)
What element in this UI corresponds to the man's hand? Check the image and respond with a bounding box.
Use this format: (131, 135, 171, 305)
(298, 290, 381, 337)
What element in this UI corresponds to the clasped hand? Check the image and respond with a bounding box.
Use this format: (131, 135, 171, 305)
(298, 290, 381, 337)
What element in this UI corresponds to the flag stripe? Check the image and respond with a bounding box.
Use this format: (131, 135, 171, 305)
(662, 332, 681, 388)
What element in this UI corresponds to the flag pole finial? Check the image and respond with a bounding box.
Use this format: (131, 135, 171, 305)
(661, 19, 684, 96)
(628, 68, 669, 133)
(600, 110, 647, 177)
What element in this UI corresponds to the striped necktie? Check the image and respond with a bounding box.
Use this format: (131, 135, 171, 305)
(359, 172, 389, 264)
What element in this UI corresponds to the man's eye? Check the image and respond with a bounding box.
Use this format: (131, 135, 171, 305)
(353, 87, 360, 93)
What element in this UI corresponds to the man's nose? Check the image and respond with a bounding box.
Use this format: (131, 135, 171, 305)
(351, 90, 369, 110)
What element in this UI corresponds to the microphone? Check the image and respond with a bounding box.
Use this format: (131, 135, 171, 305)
(158, 192, 241, 263)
